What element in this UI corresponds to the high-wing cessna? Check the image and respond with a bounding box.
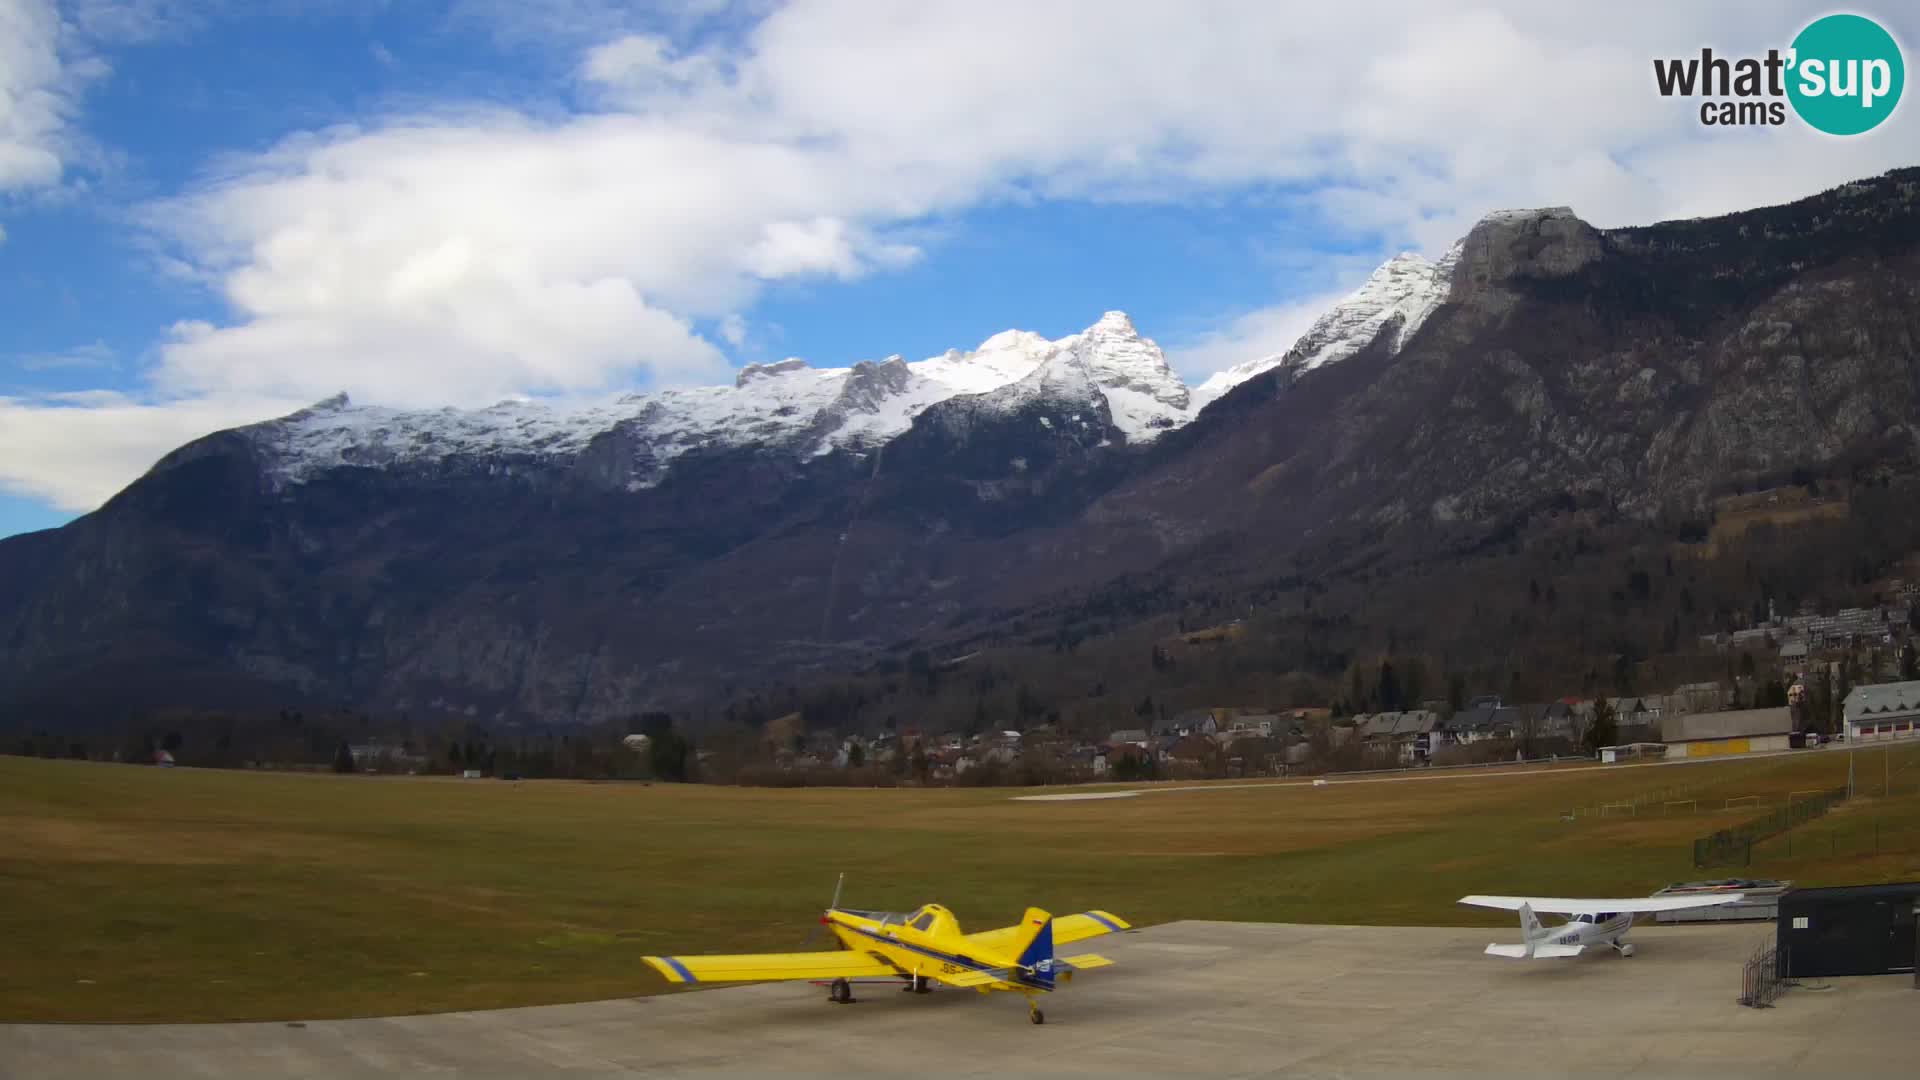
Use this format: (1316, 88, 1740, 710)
(1459, 892, 1746, 958)
(643, 878, 1130, 1024)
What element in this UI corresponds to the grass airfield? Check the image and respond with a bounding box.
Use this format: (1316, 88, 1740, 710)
(3, 747, 1918, 1023)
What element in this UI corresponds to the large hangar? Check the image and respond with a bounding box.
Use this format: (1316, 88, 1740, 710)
(1776, 882, 1920, 979)
(1660, 707, 1793, 757)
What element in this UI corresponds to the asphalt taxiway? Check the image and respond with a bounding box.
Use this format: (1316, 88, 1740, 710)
(3, 921, 1911, 1078)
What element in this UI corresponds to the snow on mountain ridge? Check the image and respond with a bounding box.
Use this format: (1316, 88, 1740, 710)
(243, 312, 1190, 488)
(1190, 247, 1459, 409)
(237, 214, 1527, 491)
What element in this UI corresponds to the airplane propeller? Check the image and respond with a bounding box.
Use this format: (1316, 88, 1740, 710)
(803, 872, 846, 950)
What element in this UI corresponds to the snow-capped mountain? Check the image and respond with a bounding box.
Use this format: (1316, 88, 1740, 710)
(227, 220, 1515, 494)
(19, 173, 1920, 731)
(241, 311, 1195, 489)
(1190, 247, 1460, 409)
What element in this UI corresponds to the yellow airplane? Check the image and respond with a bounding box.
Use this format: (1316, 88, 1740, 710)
(643, 878, 1130, 1024)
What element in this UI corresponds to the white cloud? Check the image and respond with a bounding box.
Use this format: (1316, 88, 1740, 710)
(17, 0, 1920, 519)
(717, 313, 747, 346)
(14, 340, 116, 370)
(0, 391, 304, 511)
(1164, 292, 1352, 385)
(62, 0, 203, 44)
(130, 1, 1920, 415)
(0, 0, 75, 192)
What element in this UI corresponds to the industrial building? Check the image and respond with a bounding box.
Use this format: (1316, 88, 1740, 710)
(1659, 707, 1793, 757)
(1776, 882, 1919, 979)
(1843, 680, 1920, 742)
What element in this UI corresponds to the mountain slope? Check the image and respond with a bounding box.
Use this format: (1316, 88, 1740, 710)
(6, 170, 1920, 728)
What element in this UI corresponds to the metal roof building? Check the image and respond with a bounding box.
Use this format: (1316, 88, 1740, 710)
(1843, 681, 1920, 743)
(1659, 707, 1793, 758)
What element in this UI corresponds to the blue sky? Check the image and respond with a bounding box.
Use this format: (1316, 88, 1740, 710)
(3, 0, 1918, 538)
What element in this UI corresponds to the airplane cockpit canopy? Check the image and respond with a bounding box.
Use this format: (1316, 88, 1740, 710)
(905, 904, 954, 933)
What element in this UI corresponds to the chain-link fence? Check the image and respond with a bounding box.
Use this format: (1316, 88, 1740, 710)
(1692, 785, 1848, 867)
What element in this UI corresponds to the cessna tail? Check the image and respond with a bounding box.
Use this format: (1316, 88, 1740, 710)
(1461, 892, 1746, 961)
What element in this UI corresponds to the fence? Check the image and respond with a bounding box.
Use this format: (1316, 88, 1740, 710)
(1738, 943, 1789, 1008)
(1563, 782, 1706, 821)
(1691, 785, 1849, 868)
(1757, 821, 1920, 860)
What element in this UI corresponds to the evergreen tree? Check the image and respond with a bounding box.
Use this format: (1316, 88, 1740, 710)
(1583, 698, 1617, 755)
(332, 741, 355, 774)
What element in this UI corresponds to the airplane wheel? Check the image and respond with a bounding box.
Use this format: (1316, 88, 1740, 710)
(829, 978, 853, 1004)
(1030, 1008, 1045, 1025)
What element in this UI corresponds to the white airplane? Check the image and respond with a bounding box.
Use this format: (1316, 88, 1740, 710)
(1458, 892, 1746, 958)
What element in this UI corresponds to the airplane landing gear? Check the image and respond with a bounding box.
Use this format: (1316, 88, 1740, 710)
(903, 975, 931, 994)
(1612, 941, 1636, 958)
(1028, 1001, 1045, 1025)
(829, 978, 855, 1004)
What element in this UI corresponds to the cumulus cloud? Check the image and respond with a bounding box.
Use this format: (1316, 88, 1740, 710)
(0, 391, 305, 511)
(132, 1, 1920, 410)
(16, 0, 1920, 517)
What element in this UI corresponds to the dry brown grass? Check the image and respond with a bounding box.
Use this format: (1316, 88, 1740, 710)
(0, 748, 1904, 1022)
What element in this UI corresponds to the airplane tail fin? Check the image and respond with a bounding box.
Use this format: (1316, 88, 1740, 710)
(1007, 907, 1056, 989)
(1517, 902, 1542, 940)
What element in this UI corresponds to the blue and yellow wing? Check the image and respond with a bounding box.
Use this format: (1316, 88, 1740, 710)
(643, 951, 900, 985)
(963, 910, 1131, 952)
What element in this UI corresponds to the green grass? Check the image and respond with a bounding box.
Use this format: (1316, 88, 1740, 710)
(2, 750, 1914, 1022)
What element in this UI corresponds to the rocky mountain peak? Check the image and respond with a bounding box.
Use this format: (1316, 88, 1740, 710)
(1063, 311, 1190, 437)
(1450, 206, 1602, 299)
(734, 358, 811, 387)
(835, 355, 916, 410)
(1191, 248, 1457, 409)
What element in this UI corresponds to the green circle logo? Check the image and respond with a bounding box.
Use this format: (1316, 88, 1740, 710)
(1787, 14, 1904, 135)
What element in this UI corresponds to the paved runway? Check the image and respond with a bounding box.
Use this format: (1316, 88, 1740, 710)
(3, 921, 1912, 1078)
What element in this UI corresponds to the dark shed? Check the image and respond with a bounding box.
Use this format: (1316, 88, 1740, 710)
(1776, 882, 1920, 978)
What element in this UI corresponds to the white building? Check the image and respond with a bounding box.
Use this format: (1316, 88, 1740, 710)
(1843, 681, 1920, 742)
